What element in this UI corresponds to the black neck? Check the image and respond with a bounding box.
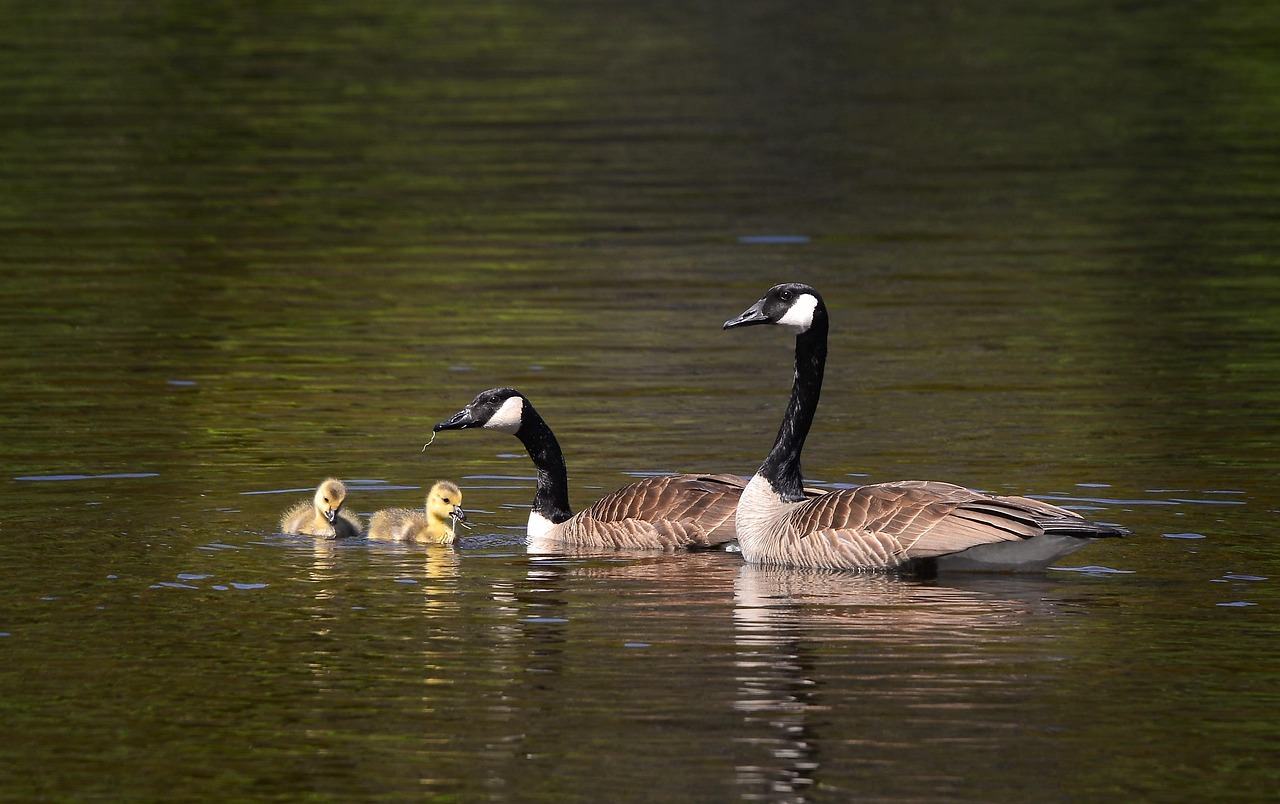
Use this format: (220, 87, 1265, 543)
(515, 407, 573, 523)
(758, 317, 828, 502)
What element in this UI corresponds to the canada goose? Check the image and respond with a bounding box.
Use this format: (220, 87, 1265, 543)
(367, 480, 468, 545)
(433, 388, 745, 550)
(723, 283, 1128, 573)
(279, 477, 363, 539)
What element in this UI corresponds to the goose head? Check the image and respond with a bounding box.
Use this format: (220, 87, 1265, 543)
(434, 387, 527, 435)
(426, 480, 468, 532)
(723, 283, 826, 335)
(314, 478, 348, 524)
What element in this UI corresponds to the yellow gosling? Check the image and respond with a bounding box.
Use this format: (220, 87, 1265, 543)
(367, 480, 467, 545)
(279, 478, 363, 539)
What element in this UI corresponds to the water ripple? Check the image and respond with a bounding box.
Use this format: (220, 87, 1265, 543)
(15, 472, 159, 482)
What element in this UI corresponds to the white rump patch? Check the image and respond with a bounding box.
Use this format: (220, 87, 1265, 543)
(937, 532, 1093, 573)
(776, 293, 818, 333)
(485, 395, 524, 433)
(527, 510, 555, 538)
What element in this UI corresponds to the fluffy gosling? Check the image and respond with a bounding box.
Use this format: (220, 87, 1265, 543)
(279, 477, 363, 539)
(367, 480, 467, 545)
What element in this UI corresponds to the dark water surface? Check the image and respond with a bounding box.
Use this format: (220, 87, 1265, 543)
(3, 1, 1279, 800)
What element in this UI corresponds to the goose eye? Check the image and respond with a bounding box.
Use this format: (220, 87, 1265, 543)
(779, 290, 793, 301)
(323, 496, 330, 503)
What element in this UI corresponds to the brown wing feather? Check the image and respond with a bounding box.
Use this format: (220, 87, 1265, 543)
(783, 480, 1051, 567)
(555, 474, 746, 550)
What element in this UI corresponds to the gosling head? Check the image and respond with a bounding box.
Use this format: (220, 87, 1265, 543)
(434, 388, 527, 436)
(313, 478, 348, 524)
(723, 283, 827, 335)
(426, 480, 467, 535)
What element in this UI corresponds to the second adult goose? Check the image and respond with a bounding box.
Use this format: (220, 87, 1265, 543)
(433, 388, 744, 550)
(723, 283, 1128, 573)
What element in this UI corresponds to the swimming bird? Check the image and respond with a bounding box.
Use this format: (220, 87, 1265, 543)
(367, 480, 468, 545)
(433, 388, 745, 550)
(279, 477, 363, 539)
(723, 282, 1128, 573)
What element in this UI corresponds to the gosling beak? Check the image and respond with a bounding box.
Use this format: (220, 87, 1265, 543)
(324, 508, 337, 524)
(723, 299, 770, 329)
(451, 506, 471, 529)
(434, 407, 478, 432)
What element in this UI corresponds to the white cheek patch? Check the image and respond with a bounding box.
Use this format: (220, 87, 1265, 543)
(485, 395, 524, 433)
(776, 293, 818, 333)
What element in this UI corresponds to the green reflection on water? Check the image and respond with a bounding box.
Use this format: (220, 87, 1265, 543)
(2, 1, 1280, 800)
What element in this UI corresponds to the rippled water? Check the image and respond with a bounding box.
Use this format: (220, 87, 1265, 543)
(3, 1, 1279, 801)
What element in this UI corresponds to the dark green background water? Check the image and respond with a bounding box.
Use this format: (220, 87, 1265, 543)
(2, 1, 1277, 800)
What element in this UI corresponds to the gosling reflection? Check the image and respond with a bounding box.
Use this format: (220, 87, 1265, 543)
(369, 540, 464, 613)
(304, 538, 340, 601)
(414, 546, 463, 613)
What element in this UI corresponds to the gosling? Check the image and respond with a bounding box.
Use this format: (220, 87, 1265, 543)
(279, 478, 363, 539)
(367, 480, 467, 545)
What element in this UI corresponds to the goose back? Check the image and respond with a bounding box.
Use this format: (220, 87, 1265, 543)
(739, 476, 1124, 571)
(542, 473, 745, 550)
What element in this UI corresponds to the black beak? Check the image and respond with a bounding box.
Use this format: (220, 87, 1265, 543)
(434, 407, 477, 432)
(451, 506, 469, 528)
(723, 299, 771, 329)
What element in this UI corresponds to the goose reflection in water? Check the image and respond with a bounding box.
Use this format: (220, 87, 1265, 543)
(427, 548, 1083, 802)
(731, 565, 1063, 802)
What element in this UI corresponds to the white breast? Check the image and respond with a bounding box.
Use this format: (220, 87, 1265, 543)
(734, 475, 795, 562)
(527, 510, 556, 538)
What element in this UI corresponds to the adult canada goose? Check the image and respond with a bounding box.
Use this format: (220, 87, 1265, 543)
(433, 388, 745, 550)
(367, 480, 468, 545)
(279, 477, 363, 539)
(723, 283, 1128, 573)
